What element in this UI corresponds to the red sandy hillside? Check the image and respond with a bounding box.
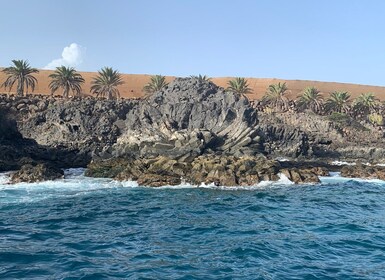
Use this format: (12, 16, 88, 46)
(1, 69, 385, 101)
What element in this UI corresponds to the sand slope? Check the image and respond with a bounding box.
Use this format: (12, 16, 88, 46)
(1, 70, 385, 100)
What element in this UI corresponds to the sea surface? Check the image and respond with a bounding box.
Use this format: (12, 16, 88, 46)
(0, 169, 385, 279)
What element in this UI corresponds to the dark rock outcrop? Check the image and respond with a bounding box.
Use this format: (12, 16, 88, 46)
(11, 163, 64, 183)
(2, 77, 385, 185)
(341, 164, 385, 180)
(258, 111, 385, 162)
(86, 155, 281, 187)
(110, 78, 262, 159)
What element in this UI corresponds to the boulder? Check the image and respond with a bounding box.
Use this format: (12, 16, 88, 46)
(281, 168, 320, 184)
(341, 164, 385, 180)
(11, 163, 64, 183)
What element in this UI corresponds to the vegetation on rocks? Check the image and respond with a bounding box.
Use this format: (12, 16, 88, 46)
(49, 66, 85, 98)
(226, 77, 252, 95)
(1, 60, 39, 96)
(262, 82, 290, 112)
(297, 87, 323, 113)
(325, 91, 351, 114)
(143, 75, 168, 94)
(90, 67, 124, 100)
(352, 93, 378, 117)
(190, 75, 211, 82)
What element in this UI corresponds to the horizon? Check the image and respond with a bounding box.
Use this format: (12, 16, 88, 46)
(1, 1, 385, 86)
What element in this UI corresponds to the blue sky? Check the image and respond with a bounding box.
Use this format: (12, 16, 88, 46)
(1, 0, 385, 85)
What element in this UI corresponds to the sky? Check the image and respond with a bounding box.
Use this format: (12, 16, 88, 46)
(1, 0, 385, 86)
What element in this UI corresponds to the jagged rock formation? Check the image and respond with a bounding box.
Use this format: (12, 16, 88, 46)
(2, 77, 385, 185)
(108, 78, 262, 159)
(340, 163, 385, 180)
(11, 163, 64, 183)
(15, 97, 134, 159)
(257, 111, 385, 161)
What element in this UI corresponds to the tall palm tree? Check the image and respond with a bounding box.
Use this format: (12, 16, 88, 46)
(226, 77, 252, 95)
(262, 82, 290, 111)
(352, 93, 378, 116)
(143, 75, 168, 94)
(297, 87, 323, 114)
(90, 67, 124, 100)
(325, 91, 351, 113)
(48, 66, 85, 98)
(1, 60, 39, 96)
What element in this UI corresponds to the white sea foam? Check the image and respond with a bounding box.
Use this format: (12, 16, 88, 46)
(331, 161, 356, 166)
(64, 168, 86, 178)
(152, 173, 295, 190)
(275, 157, 290, 162)
(0, 172, 12, 185)
(320, 173, 385, 184)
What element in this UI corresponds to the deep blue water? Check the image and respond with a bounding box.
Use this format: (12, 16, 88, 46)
(0, 171, 385, 279)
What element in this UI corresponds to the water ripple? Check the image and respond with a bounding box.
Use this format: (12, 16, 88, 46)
(0, 175, 385, 279)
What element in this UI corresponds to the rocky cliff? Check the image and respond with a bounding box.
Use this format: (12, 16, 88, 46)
(108, 78, 262, 160)
(1, 78, 385, 185)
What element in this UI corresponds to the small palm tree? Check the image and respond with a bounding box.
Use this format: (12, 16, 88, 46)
(262, 82, 290, 111)
(352, 93, 378, 116)
(226, 77, 252, 95)
(90, 67, 124, 100)
(325, 91, 351, 113)
(143, 75, 168, 94)
(297, 87, 323, 114)
(190, 74, 211, 82)
(1, 60, 39, 96)
(48, 66, 85, 98)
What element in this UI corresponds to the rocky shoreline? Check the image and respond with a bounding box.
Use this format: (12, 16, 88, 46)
(1, 78, 385, 186)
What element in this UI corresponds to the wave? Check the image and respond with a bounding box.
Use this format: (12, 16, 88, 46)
(154, 173, 295, 190)
(320, 172, 385, 185)
(2, 168, 385, 205)
(0, 171, 12, 184)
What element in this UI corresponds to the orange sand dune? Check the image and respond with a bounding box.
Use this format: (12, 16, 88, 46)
(1, 70, 385, 101)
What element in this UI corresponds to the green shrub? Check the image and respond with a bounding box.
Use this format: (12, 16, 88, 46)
(368, 113, 384, 126)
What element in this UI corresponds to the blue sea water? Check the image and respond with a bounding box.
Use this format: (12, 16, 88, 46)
(0, 170, 385, 279)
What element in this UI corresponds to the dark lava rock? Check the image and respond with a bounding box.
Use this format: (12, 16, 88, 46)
(281, 168, 320, 184)
(341, 164, 385, 180)
(86, 155, 281, 187)
(111, 77, 262, 159)
(11, 163, 64, 183)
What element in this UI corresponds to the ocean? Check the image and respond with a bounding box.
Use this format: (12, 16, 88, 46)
(0, 169, 384, 279)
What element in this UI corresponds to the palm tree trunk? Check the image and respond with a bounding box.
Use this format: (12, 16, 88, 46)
(17, 77, 24, 96)
(64, 84, 70, 98)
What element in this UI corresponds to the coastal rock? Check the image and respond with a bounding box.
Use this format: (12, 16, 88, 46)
(111, 77, 262, 158)
(281, 168, 320, 184)
(86, 155, 281, 187)
(341, 164, 385, 180)
(11, 163, 64, 183)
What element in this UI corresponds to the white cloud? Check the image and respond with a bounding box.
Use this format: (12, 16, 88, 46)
(44, 43, 85, 70)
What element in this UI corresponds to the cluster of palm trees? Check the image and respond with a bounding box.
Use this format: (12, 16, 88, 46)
(1, 60, 124, 99)
(1, 60, 384, 125)
(223, 77, 384, 125)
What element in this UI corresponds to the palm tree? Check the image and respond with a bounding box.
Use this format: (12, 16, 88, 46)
(297, 87, 323, 114)
(190, 74, 211, 82)
(48, 66, 85, 98)
(226, 77, 252, 95)
(262, 82, 290, 111)
(143, 75, 168, 94)
(325, 91, 351, 113)
(90, 67, 124, 100)
(1, 60, 39, 96)
(352, 93, 378, 117)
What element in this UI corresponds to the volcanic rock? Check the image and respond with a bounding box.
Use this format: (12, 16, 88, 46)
(11, 163, 64, 183)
